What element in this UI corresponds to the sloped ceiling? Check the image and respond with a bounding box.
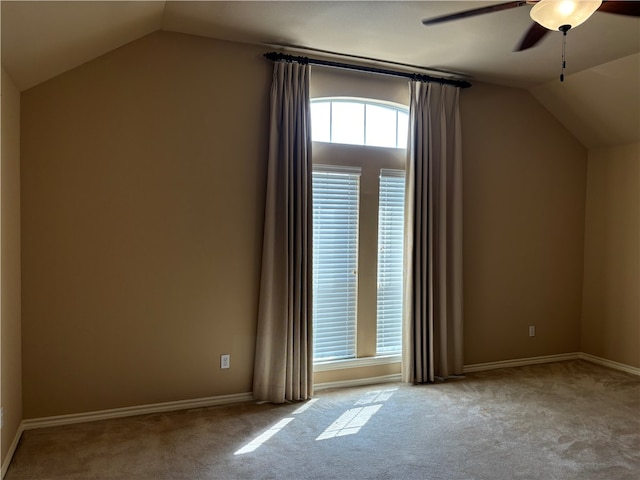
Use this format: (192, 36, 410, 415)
(2, 1, 165, 92)
(531, 53, 640, 148)
(2, 1, 639, 148)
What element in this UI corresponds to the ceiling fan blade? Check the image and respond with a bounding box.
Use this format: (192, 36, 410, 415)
(598, 0, 640, 17)
(422, 1, 528, 26)
(515, 22, 550, 51)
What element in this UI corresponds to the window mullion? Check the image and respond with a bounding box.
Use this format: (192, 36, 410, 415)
(329, 101, 333, 143)
(356, 164, 380, 358)
(363, 103, 367, 146)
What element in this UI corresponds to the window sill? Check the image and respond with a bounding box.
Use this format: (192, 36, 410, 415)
(313, 354, 401, 372)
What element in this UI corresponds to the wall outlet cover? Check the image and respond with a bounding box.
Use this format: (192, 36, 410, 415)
(221, 354, 230, 369)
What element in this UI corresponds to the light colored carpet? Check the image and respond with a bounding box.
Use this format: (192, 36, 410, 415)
(6, 360, 640, 479)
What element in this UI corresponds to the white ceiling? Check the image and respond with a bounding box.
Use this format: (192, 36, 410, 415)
(2, 1, 639, 147)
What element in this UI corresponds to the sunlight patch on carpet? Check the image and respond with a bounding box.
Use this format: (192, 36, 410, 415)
(293, 398, 319, 414)
(316, 388, 397, 440)
(354, 388, 397, 405)
(234, 417, 294, 455)
(316, 405, 382, 440)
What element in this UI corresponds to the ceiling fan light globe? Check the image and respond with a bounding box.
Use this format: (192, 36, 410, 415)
(530, 0, 602, 31)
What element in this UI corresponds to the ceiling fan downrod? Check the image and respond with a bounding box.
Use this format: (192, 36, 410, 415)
(559, 24, 570, 82)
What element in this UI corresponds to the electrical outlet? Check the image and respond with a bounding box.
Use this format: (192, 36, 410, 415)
(529, 325, 536, 337)
(220, 354, 230, 369)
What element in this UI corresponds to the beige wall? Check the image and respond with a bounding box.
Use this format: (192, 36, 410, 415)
(581, 143, 640, 368)
(21, 31, 591, 419)
(21, 32, 270, 418)
(1, 67, 22, 462)
(461, 82, 587, 365)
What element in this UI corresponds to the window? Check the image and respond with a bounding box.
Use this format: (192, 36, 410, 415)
(376, 170, 406, 354)
(311, 98, 407, 365)
(312, 167, 360, 361)
(311, 98, 408, 149)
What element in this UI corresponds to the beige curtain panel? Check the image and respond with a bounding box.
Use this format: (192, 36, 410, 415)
(253, 61, 314, 403)
(403, 81, 464, 384)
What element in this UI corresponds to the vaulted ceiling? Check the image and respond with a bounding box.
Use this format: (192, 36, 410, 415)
(2, 1, 639, 147)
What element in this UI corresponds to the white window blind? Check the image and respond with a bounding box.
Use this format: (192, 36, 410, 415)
(376, 169, 406, 354)
(312, 167, 361, 361)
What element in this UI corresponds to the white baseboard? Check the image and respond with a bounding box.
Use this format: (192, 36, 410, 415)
(463, 352, 640, 377)
(314, 373, 402, 391)
(4, 353, 637, 479)
(22, 392, 253, 431)
(463, 352, 581, 373)
(578, 352, 640, 376)
(2, 421, 25, 479)
(13, 355, 640, 431)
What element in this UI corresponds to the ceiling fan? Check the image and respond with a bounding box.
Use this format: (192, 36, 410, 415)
(422, 0, 640, 52)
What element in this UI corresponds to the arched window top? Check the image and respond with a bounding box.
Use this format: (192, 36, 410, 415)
(311, 97, 408, 149)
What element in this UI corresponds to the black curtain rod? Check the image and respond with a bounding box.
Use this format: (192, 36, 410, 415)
(264, 51, 472, 89)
